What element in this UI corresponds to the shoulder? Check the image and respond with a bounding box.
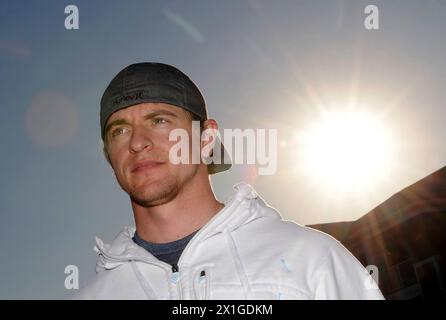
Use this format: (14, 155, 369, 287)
(238, 205, 342, 255)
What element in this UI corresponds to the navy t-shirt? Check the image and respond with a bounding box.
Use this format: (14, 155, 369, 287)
(132, 229, 200, 267)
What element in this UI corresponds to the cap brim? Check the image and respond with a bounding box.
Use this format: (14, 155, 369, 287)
(207, 136, 232, 175)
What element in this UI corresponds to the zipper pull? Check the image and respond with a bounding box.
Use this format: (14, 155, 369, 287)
(170, 263, 180, 284)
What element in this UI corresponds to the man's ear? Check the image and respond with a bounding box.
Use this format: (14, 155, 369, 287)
(201, 119, 219, 159)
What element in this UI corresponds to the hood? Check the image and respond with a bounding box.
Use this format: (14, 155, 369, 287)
(93, 182, 281, 273)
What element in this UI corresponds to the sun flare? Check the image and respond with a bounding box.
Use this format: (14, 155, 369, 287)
(295, 109, 396, 193)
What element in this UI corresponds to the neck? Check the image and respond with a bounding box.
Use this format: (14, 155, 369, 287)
(131, 171, 224, 243)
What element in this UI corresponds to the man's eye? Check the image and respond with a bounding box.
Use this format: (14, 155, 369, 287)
(111, 127, 128, 137)
(152, 118, 168, 125)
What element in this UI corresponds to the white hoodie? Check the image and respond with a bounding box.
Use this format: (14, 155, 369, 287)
(74, 182, 384, 300)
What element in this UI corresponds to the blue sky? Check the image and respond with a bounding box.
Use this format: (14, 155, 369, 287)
(1, 0, 445, 298)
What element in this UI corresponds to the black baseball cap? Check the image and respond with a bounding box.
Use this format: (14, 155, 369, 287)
(100, 62, 231, 175)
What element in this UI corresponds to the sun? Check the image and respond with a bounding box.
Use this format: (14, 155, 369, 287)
(295, 109, 396, 193)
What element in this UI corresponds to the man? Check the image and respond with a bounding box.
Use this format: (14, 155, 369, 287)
(75, 62, 384, 300)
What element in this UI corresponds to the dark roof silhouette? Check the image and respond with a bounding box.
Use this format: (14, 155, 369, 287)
(309, 166, 446, 243)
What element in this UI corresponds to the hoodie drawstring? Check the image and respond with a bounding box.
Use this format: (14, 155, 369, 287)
(224, 228, 251, 298)
(203, 269, 211, 299)
(193, 266, 212, 300)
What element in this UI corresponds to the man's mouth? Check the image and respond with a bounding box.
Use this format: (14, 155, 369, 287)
(131, 160, 164, 173)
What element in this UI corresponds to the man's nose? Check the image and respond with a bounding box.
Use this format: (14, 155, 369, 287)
(129, 125, 153, 154)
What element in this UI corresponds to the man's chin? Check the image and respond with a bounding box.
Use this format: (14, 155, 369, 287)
(128, 180, 178, 207)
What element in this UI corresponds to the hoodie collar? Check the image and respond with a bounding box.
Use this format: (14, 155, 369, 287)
(93, 182, 280, 272)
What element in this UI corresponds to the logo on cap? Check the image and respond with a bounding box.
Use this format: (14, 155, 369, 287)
(113, 91, 144, 106)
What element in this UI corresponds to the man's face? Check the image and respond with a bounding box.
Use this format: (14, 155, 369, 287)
(104, 102, 201, 207)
